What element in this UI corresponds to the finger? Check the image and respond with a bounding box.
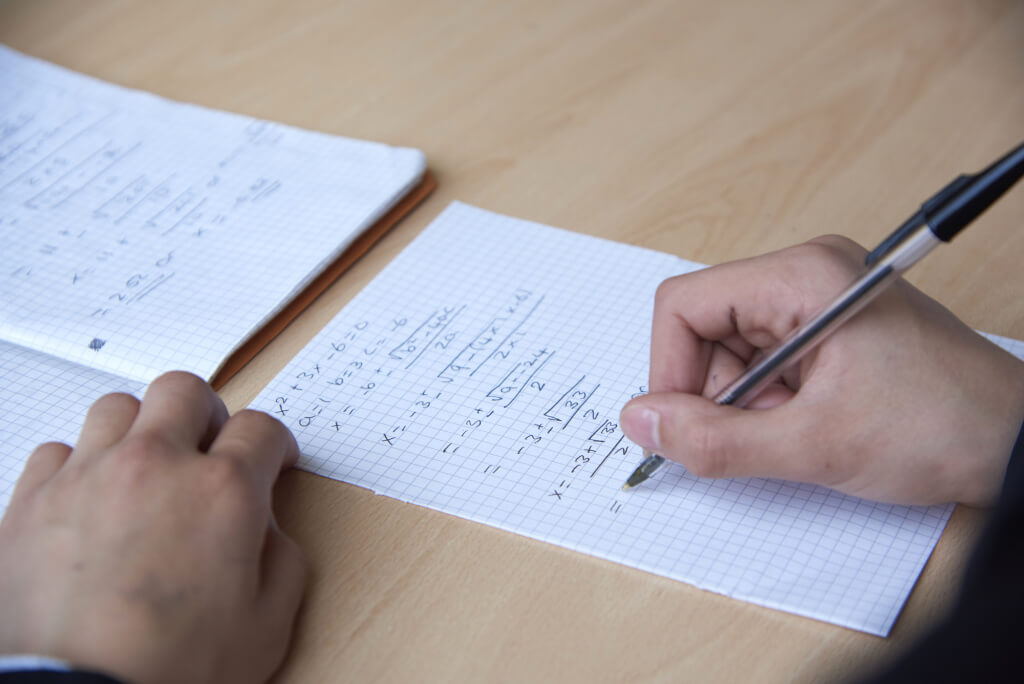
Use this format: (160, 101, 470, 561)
(716, 332, 757, 364)
(702, 342, 750, 398)
(703, 343, 794, 408)
(74, 392, 141, 454)
(8, 442, 72, 504)
(130, 371, 229, 451)
(207, 410, 299, 497)
(250, 524, 306, 677)
(649, 239, 865, 395)
(260, 523, 307, 611)
(621, 392, 826, 483)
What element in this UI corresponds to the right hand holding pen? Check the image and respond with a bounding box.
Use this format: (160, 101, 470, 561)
(620, 236, 1024, 507)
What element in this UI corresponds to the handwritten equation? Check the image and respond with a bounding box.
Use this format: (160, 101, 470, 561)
(0, 46, 426, 383)
(253, 202, 967, 637)
(262, 285, 648, 514)
(0, 73, 286, 324)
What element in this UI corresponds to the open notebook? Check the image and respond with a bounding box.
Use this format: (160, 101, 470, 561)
(249, 202, 1024, 636)
(0, 45, 431, 507)
(0, 45, 432, 386)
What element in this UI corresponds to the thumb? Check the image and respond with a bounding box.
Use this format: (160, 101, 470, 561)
(620, 392, 818, 482)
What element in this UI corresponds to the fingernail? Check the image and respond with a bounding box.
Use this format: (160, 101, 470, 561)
(622, 405, 660, 450)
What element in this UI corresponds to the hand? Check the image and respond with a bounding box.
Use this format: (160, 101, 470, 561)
(620, 236, 1024, 507)
(0, 372, 306, 683)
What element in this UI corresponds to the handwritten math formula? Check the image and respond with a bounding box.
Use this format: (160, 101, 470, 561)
(263, 283, 649, 516)
(253, 204, 969, 636)
(0, 46, 426, 383)
(0, 66, 286, 327)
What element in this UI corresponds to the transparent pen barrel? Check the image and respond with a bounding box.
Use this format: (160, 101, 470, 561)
(714, 224, 941, 407)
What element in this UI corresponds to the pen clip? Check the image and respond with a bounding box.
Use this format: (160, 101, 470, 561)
(864, 173, 973, 266)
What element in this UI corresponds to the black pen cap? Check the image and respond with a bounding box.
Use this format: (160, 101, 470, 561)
(926, 140, 1024, 242)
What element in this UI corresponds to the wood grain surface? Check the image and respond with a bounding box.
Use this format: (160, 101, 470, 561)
(3, 1, 1022, 681)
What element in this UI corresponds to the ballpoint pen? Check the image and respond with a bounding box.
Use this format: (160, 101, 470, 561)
(622, 139, 1024, 491)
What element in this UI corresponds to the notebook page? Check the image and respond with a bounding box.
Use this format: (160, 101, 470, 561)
(0, 340, 144, 514)
(251, 202, 1023, 635)
(0, 45, 425, 383)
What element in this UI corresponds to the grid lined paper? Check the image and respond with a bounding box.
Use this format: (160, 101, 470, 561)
(0, 45, 425, 384)
(252, 202, 1024, 636)
(0, 340, 144, 512)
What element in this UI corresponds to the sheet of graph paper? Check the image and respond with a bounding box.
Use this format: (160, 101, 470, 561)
(0, 45, 425, 384)
(253, 202, 1024, 635)
(0, 340, 144, 514)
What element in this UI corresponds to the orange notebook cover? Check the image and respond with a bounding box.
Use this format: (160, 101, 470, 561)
(211, 171, 436, 388)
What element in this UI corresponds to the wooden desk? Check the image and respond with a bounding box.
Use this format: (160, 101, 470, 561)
(4, 1, 1022, 680)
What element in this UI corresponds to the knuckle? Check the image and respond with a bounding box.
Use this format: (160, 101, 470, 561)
(776, 240, 865, 309)
(790, 239, 842, 265)
(653, 276, 686, 309)
(31, 441, 71, 458)
(810, 232, 865, 253)
(106, 433, 174, 481)
(233, 408, 286, 434)
(202, 455, 252, 492)
(223, 410, 294, 454)
(799, 235, 865, 270)
(150, 370, 211, 398)
(89, 391, 140, 416)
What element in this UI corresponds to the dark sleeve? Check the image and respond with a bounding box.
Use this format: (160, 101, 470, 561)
(859, 419, 1024, 683)
(0, 672, 123, 683)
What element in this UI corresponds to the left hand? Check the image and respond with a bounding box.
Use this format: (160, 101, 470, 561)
(0, 371, 306, 684)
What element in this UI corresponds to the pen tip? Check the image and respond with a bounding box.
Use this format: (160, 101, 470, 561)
(621, 470, 647, 491)
(621, 450, 664, 491)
